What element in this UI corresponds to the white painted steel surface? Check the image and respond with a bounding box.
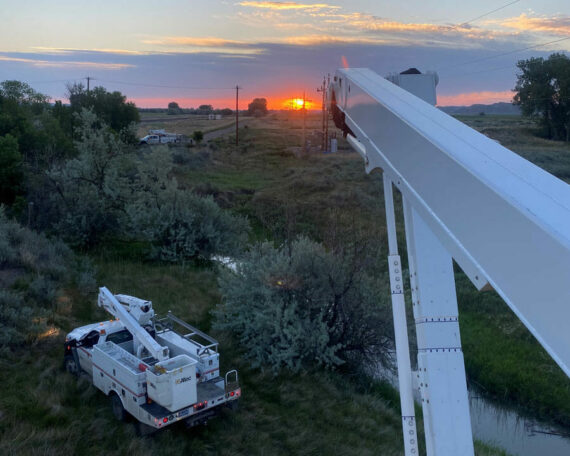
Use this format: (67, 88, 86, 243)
(405, 202, 474, 455)
(98, 287, 169, 361)
(333, 67, 570, 378)
(383, 176, 419, 456)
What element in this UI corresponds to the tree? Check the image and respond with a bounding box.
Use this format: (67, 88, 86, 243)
(0, 80, 49, 109)
(0, 134, 23, 206)
(47, 108, 132, 247)
(219, 108, 233, 116)
(514, 53, 570, 141)
(195, 104, 213, 115)
(213, 237, 391, 373)
(67, 83, 140, 137)
(167, 101, 182, 115)
(247, 98, 268, 117)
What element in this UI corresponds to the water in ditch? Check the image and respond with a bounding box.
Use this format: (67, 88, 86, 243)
(378, 367, 570, 455)
(469, 389, 570, 456)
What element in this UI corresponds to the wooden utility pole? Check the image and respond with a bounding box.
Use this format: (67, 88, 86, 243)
(317, 77, 326, 151)
(302, 91, 306, 154)
(86, 76, 92, 93)
(235, 85, 239, 148)
(325, 74, 330, 152)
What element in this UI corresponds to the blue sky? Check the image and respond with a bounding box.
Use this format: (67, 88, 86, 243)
(0, 0, 568, 107)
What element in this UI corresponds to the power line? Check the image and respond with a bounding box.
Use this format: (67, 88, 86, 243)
(438, 36, 570, 72)
(448, 0, 521, 30)
(445, 52, 569, 78)
(96, 78, 238, 91)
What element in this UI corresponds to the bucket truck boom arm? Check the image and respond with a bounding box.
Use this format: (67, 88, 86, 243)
(329, 67, 570, 456)
(98, 286, 169, 361)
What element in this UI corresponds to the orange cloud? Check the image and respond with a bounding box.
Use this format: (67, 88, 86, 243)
(282, 34, 388, 46)
(495, 14, 570, 36)
(239, 1, 339, 10)
(31, 47, 151, 55)
(143, 37, 248, 47)
(437, 90, 514, 106)
(0, 55, 134, 69)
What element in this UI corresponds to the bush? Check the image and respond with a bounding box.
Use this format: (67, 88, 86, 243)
(213, 237, 391, 373)
(46, 109, 133, 247)
(127, 188, 249, 262)
(0, 208, 95, 349)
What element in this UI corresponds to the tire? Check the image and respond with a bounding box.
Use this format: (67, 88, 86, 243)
(111, 393, 128, 422)
(64, 356, 79, 376)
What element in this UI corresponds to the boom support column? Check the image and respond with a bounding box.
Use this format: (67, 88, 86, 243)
(383, 175, 419, 456)
(403, 199, 474, 456)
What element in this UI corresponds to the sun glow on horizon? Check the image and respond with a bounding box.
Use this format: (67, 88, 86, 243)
(282, 97, 315, 110)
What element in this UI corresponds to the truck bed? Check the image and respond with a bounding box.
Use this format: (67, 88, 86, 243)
(141, 377, 226, 418)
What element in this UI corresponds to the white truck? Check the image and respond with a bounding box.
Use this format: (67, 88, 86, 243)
(139, 129, 182, 145)
(64, 287, 240, 434)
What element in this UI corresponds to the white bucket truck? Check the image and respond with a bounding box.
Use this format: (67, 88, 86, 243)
(64, 287, 240, 434)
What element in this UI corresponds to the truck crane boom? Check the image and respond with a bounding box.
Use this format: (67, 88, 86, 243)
(329, 67, 570, 456)
(97, 286, 169, 361)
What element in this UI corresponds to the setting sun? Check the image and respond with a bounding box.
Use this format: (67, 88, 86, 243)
(282, 97, 315, 110)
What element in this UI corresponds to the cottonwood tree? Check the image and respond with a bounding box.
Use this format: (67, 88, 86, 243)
(514, 53, 570, 141)
(247, 98, 268, 117)
(66, 83, 140, 138)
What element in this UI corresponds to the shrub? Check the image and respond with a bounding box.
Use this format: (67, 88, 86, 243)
(127, 187, 249, 262)
(47, 108, 133, 247)
(0, 208, 95, 349)
(213, 237, 391, 373)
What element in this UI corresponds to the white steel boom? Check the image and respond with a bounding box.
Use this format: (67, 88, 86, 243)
(330, 67, 570, 455)
(98, 287, 169, 361)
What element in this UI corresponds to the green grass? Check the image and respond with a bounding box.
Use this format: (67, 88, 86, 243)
(9, 112, 562, 455)
(0, 256, 508, 455)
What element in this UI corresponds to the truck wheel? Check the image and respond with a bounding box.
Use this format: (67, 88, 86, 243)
(111, 394, 128, 422)
(64, 356, 78, 376)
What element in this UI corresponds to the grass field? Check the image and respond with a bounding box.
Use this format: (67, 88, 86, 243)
(138, 113, 237, 138)
(146, 111, 570, 428)
(4, 111, 561, 455)
(169, 111, 570, 424)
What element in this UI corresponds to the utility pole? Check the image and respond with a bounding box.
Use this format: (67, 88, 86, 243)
(301, 91, 312, 154)
(302, 91, 306, 154)
(86, 76, 92, 93)
(317, 77, 326, 151)
(235, 85, 240, 149)
(325, 74, 330, 152)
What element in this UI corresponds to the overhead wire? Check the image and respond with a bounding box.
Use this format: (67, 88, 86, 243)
(447, 0, 521, 31)
(438, 36, 570, 73)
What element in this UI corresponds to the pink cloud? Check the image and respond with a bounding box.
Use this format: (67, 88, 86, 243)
(437, 90, 514, 106)
(239, 1, 339, 11)
(495, 14, 570, 36)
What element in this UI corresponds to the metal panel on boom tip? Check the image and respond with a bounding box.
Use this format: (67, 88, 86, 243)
(334, 67, 570, 378)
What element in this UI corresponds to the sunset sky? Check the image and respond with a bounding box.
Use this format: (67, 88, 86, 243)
(1, 0, 568, 108)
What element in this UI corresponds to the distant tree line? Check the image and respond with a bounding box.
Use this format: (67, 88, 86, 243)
(514, 53, 570, 141)
(159, 102, 234, 116)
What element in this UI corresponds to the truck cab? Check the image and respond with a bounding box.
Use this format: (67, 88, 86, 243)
(64, 320, 128, 376)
